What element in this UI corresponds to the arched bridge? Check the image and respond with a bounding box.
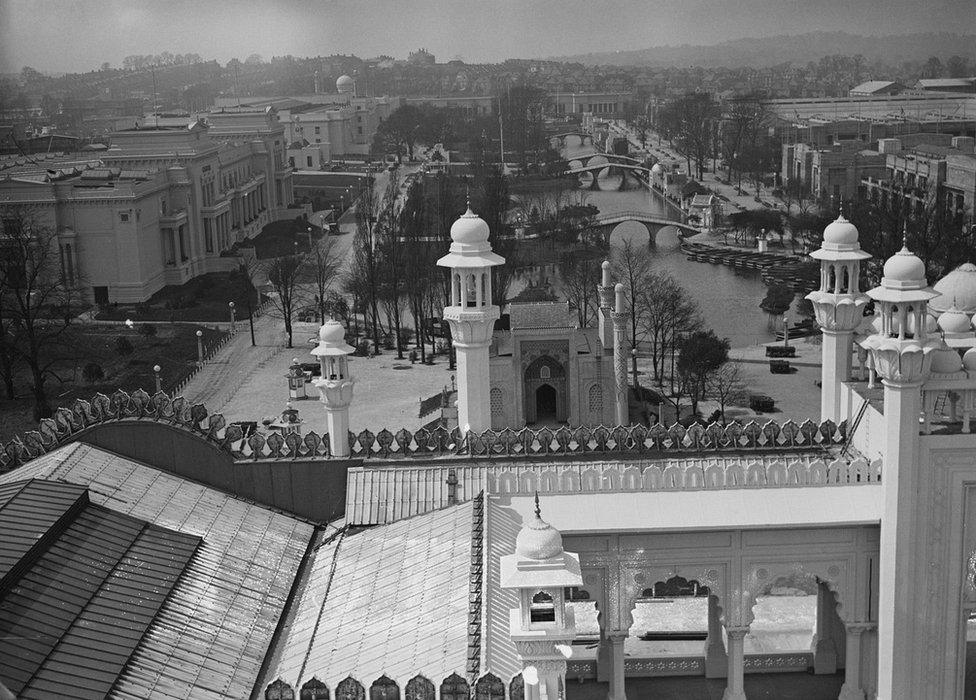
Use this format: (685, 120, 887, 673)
(550, 131, 592, 145)
(566, 162, 652, 191)
(568, 152, 645, 168)
(585, 211, 699, 246)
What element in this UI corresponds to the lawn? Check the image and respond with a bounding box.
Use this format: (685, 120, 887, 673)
(95, 271, 262, 323)
(251, 219, 325, 259)
(0, 323, 226, 442)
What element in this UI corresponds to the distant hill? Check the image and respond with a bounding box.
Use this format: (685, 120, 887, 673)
(551, 32, 976, 68)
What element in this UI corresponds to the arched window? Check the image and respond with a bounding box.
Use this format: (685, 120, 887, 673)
(369, 675, 399, 700)
(490, 387, 504, 415)
(300, 678, 330, 700)
(530, 590, 556, 622)
(474, 673, 505, 700)
(266, 679, 295, 700)
(439, 673, 469, 700)
(336, 677, 365, 700)
(588, 384, 603, 413)
(404, 675, 435, 700)
(481, 272, 489, 306)
(540, 365, 551, 380)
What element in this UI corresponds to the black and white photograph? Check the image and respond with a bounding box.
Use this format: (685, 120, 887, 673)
(1, 1, 975, 698)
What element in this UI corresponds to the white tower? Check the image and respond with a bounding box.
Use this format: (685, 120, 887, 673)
(500, 495, 583, 700)
(860, 242, 940, 699)
(311, 318, 356, 458)
(597, 260, 614, 352)
(612, 283, 629, 425)
(807, 213, 871, 423)
(436, 206, 504, 434)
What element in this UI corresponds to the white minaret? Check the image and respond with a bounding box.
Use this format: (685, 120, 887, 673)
(806, 213, 871, 423)
(860, 242, 940, 700)
(500, 495, 583, 700)
(612, 283, 629, 425)
(311, 318, 356, 458)
(597, 260, 614, 352)
(436, 205, 504, 434)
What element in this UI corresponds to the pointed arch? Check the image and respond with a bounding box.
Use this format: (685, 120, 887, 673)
(404, 675, 435, 700)
(474, 673, 505, 700)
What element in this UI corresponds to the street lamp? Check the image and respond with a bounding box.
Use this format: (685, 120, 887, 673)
(196, 329, 204, 366)
(307, 225, 313, 251)
(229, 301, 236, 333)
(153, 364, 162, 393)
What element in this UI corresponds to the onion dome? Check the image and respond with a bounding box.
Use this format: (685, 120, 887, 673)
(650, 162, 663, 175)
(823, 214, 859, 245)
(311, 318, 355, 356)
(937, 305, 973, 335)
(514, 495, 564, 561)
(930, 263, 976, 315)
(963, 347, 976, 370)
(930, 337, 963, 373)
(883, 246, 927, 285)
(450, 206, 490, 245)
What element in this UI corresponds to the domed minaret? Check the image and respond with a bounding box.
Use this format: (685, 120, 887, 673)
(311, 318, 356, 457)
(859, 241, 941, 700)
(500, 495, 583, 700)
(436, 205, 505, 434)
(806, 212, 871, 423)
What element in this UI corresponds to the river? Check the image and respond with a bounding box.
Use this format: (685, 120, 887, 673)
(509, 140, 793, 348)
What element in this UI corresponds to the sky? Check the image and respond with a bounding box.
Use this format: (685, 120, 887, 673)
(1, 0, 973, 73)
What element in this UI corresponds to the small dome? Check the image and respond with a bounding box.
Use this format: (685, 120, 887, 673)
(823, 214, 859, 245)
(937, 306, 974, 335)
(319, 318, 346, 343)
(931, 343, 963, 374)
(963, 347, 976, 370)
(450, 207, 490, 245)
(931, 263, 976, 315)
(883, 246, 927, 283)
(650, 162, 663, 174)
(515, 502, 563, 561)
(336, 74, 354, 89)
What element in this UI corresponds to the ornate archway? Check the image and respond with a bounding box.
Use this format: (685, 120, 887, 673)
(524, 355, 568, 424)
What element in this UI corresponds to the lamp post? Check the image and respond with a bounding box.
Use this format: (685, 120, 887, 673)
(196, 329, 203, 366)
(229, 301, 236, 333)
(783, 314, 790, 348)
(307, 225, 313, 251)
(153, 364, 162, 393)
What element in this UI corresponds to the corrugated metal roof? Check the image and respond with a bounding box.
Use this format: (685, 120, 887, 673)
(0, 443, 316, 700)
(261, 502, 475, 692)
(0, 500, 199, 699)
(0, 479, 88, 587)
(345, 465, 487, 525)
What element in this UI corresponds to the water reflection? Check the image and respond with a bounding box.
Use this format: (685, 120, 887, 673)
(505, 139, 792, 347)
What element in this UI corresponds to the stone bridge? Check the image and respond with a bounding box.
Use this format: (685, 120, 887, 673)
(566, 163, 652, 191)
(585, 211, 699, 246)
(550, 131, 592, 145)
(567, 152, 645, 168)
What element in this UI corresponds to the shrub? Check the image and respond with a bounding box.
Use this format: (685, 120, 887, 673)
(115, 335, 133, 357)
(138, 323, 157, 338)
(765, 345, 796, 358)
(769, 359, 791, 374)
(83, 362, 104, 383)
(749, 395, 775, 412)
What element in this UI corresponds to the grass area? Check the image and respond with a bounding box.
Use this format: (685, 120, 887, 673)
(0, 323, 226, 442)
(95, 271, 261, 323)
(252, 218, 325, 259)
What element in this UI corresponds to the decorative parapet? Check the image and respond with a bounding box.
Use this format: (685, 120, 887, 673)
(0, 388, 853, 473)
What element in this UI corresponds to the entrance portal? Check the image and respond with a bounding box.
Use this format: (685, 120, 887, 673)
(535, 384, 558, 422)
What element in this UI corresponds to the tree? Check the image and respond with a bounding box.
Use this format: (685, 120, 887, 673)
(707, 362, 747, 424)
(635, 272, 702, 386)
(348, 175, 383, 351)
(371, 104, 423, 161)
(611, 239, 654, 386)
(677, 330, 730, 416)
(659, 93, 720, 180)
(558, 254, 601, 328)
(377, 171, 407, 358)
(262, 253, 306, 348)
(472, 164, 514, 305)
(0, 207, 84, 418)
(244, 54, 265, 66)
(760, 283, 794, 316)
(306, 229, 342, 325)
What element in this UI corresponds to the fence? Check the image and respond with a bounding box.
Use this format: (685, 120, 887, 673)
(168, 330, 236, 397)
(0, 387, 854, 472)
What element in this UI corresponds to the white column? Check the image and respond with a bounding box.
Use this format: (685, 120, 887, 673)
(839, 623, 870, 700)
(325, 405, 350, 457)
(705, 594, 728, 678)
(812, 580, 838, 674)
(723, 628, 748, 700)
(455, 339, 492, 433)
(876, 379, 922, 700)
(820, 330, 851, 423)
(612, 284, 629, 426)
(608, 633, 627, 700)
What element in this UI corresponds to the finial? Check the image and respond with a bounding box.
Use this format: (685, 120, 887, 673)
(534, 491, 541, 519)
(838, 200, 844, 218)
(902, 221, 908, 249)
(465, 185, 471, 211)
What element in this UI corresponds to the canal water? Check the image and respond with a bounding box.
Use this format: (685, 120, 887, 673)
(510, 140, 787, 348)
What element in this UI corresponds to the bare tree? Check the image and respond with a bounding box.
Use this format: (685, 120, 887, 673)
(558, 254, 601, 328)
(0, 207, 84, 418)
(306, 231, 342, 325)
(611, 239, 654, 386)
(262, 253, 306, 348)
(707, 362, 748, 424)
(636, 272, 702, 385)
(377, 171, 407, 357)
(351, 174, 383, 351)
